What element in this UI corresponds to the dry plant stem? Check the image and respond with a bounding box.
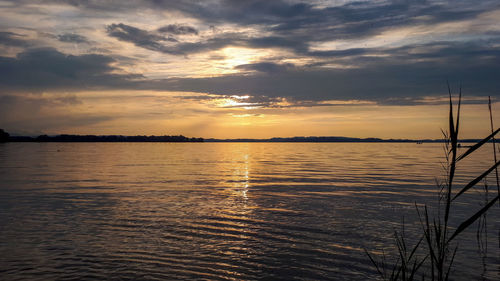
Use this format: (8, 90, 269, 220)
(444, 82, 457, 226)
(366, 88, 500, 281)
(488, 96, 500, 196)
(488, 96, 500, 250)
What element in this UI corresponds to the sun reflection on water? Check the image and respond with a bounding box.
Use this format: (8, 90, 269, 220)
(1, 143, 497, 280)
(230, 152, 250, 201)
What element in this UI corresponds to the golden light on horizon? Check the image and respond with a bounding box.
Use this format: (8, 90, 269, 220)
(7, 90, 498, 140)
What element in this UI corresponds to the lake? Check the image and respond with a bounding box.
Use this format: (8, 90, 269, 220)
(0, 142, 498, 280)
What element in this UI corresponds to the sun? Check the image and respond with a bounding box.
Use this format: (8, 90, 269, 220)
(222, 47, 254, 68)
(204, 47, 275, 75)
(217, 47, 275, 72)
(214, 95, 257, 109)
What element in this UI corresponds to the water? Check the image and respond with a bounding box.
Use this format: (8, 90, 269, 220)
(0, 142, 498, 280)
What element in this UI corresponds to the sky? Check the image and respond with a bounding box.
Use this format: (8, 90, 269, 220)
(0, 0, 499, 139)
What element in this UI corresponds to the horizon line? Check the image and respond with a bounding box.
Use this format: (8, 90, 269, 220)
(1, 132, 484, 143)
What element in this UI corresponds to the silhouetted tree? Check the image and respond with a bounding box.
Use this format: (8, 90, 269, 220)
(0, 129, 10, 142)
(17, 133, 204, 142)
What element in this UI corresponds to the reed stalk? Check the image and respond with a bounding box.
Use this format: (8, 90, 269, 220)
(366, 88, 500, 280)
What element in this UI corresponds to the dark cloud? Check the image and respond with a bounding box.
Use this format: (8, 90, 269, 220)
(157, 24, 198, 35)
(248, 35, 308, 53)
(106, 26, 308, 55)
(57, 33, 89, 43)
(137, 0, 497, 43)
(143, 41, 500, 104)
(1, 41, 499, 105)
(16, 0, 490, 57)
(139, 0, 314, 26)
(308, 48, 368, 58)
(93, 1, 499, 59)
(1, 1, 499, 106)
(0, 31, 29, 47)
(235, 62, 295, 73)
(106, 23, 178, 53)
(0, 47, 142, 92)
(106, 23, 305, 55)
(7, 1, 499, 37)
(1, 35, 499, 105)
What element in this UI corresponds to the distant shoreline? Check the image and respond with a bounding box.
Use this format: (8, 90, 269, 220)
(5, 134, 204, 143)
(1, 134, 484, 143)
(205, 137, 481, 143)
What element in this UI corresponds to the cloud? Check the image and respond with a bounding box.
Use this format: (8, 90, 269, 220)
(106, 23, 178, 53)
(106, 24, 243, 55)
(1, 1, 499, 105)
(106, 23, 304, 55)
(134, 0, 497, 43)
(57, 33, 89, 43)
(0, 31, 29, 47)
(157, 24, 198, 35)
(0, 93, 113, 135)
(106, 26, 309, 55)
(91, 1, 499, 59)
(6, 1, 499, 37)
(308, 48, 368, 58)
(0, 47, 142, 92)
(1, 40, 499, 106)
(1, 36, 499, 106)
(235, 62, 295, 73)
(144, 40, 500, 104)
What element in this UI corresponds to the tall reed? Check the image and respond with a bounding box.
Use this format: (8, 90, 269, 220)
(366, 87, 500, 280)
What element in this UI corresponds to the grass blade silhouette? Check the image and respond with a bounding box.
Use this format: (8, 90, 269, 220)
(448, 194, 500, 242)
(488, 96, 500, 208)
(364, 249, 384, 277)
(366, 87, 498, 280)
(445, 83, 458, 226)
(445, 246, 458, 281)
(452, 159, 500, 200)
(456, 128, 500, 162)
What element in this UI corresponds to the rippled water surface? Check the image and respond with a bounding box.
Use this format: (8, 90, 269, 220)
(0, 143, 498, 280)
